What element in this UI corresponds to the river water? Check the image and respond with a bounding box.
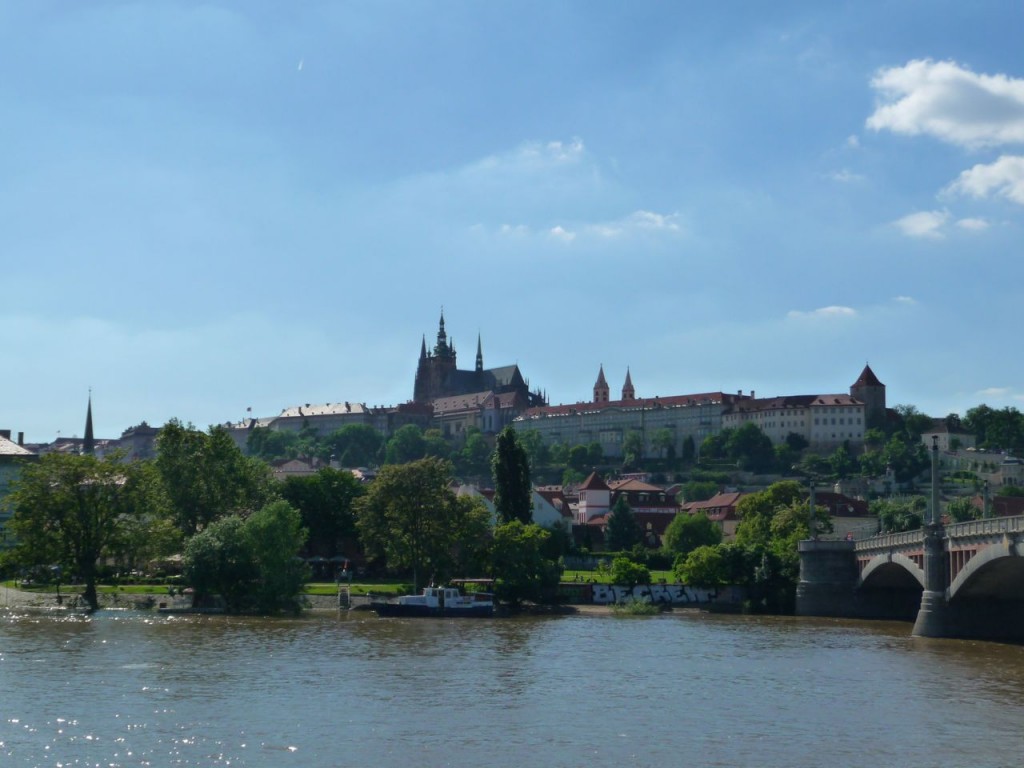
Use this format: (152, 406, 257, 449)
(2, 608, 1023, 768)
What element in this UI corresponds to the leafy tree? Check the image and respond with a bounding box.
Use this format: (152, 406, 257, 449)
(894, 404, 934, 441)
(681, 480, 718, 502)
(324, 424, 384, 467)
(785, 432, 809, 452)
(355, 457, 490, 591)
(882, 435, 929, 483)
(156, 419, 277, 536)
(422, 429, 451, 460)
(676, 544, 730, 586)
(662, 513, 722, 560)
(5, 452, 158, 610)
(681, 435, 696, 465)
(622, 430, 644, 468)
(243, 500, 310, 613)
(946, 496, 980, 523)
(548, 442, 569, 467)
(568, 444, 589, 473)
(652, 428, 675, 460)
(491, 426, 532, 524)
(384, 424, 427, 465)
(725, 423, 776, 473)
(517, 429, 550, 469)
(280, 467, 364, 558)
(183, 515, 254, 611)
(872, 496, 926, 533)
(247, 426, 300, 460)
(586, 442, 604, 468)
(999, 484, 1024, 497)
(489, 520, 562, 606)
(561, 468, 585, 486)
(609, 556, 650, 589)
(456, 428, 491, 479)
(604, 494, 641, 552)
(829, 442, 857, 479)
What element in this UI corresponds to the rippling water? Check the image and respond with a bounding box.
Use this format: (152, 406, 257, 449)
(2, 608, 1024, 767)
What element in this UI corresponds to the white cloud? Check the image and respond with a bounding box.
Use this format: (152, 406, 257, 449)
(478, 137, 585, 173)
(846, 135, 861, 149)
(978, 386, 1011, 398)
(786, 305, 857, 320)
(498, 223, 529, 237)
(893, 295, 917, 304)
(893, 209, 949, 239)
(829, 169, 864, 183)
(867, 59, 1024, 149)
(549, 225, 576, 242)
(956, 217, 990, 231)
(947, 155, 1024, 205)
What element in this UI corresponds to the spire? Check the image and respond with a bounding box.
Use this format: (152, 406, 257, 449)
(475, 333, 483, 373)
(420, 335, 427, 360)
(434, 308, 450, 357)
(594, 365, 609, 403)
(83, 390, 95, 455)
(622, 367, 635, 400)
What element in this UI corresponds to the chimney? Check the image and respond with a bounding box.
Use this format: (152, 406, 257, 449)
(18, 431, 24, 446)
(0, 429, 10, 440)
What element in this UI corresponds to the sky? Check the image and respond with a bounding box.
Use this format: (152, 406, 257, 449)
(2, 1, 1023, 443)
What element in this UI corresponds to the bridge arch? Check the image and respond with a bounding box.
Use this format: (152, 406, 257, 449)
(858, 553, 925, 590)
(948, 540, 1024, 601)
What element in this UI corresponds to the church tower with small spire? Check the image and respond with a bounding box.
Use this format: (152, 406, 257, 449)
(594, 365, 610, 403)
(850, 364, 886, 429)
(621, 368, 635, 401)
(413, 310, 459, 404)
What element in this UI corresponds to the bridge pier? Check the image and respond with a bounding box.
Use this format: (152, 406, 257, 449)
(911, 522, 950, 638)
(796, 539, 859, 618)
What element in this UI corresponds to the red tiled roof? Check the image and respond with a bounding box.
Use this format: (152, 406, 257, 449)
(852, 364, 884, 388)
(519, 391, 742, 419)
(579, 471, 611, 491)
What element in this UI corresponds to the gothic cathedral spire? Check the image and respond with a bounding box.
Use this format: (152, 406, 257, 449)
(594, 365, 609, 403)
(83, 391, 95, 455)
(622, 367, 635, 400)
(475, 333, 483, 373)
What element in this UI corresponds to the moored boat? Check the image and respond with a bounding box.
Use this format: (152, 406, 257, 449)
(369, 586, 494, 618)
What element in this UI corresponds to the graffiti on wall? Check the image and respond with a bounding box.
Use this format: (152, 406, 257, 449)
(590, 583, 730, 605)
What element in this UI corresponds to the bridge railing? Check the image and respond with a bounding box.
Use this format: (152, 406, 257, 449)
(947, 515, 1024, 539)
(854, 529, 924, 554)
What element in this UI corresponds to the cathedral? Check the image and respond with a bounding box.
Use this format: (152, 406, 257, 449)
(413, 312, 545, 408)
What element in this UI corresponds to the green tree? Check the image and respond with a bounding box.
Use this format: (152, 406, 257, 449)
(491, 426, 532, 524)
(422, 429, 451, 460)
(489, 520, 562, 606)
(281, 467, 364, 558)
(725, 423, 776, 473)
(246, 426, 300, 460)
(384, 424, 427, 465)
(622, 431, 644, 468)
(157, 419, 277, 535)
(872, 496, 926, 533)
(681, 435, 696, 465)
(609, 556, 650, 589)
(829, 442, 857, 479)
(517, 429, 550, 470)
(182, 499, 310, 615)
(586, 442, 604, 468)
(652, 428, 675, 460)
(604, 494, 641, 552)
(325, 424, 384, 467)
(5, 452, 158, 611)
(676, 544, 730, 586)
(568, 444, 589, 473)
(356, 457, 490, 590)
(681, 480, 718, 502)
(662, 513, 722, 560)
(946, 496, 980, 523)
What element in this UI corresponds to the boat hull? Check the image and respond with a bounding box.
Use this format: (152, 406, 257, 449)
(370, 602, 494, 618)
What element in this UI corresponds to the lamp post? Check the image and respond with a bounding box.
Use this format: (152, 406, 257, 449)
(983, 479, 990, 519)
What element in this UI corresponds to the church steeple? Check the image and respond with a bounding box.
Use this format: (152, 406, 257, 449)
(420, 335, 427, 360)
(434, 309, 453, 359)
(83, 391, 95, 455)
(594, 365, 609, 403)
(622, 367, 635, 400)
(475, 333, 483, 373)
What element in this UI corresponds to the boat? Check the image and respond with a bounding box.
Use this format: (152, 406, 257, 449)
(369, 586, 494, 618)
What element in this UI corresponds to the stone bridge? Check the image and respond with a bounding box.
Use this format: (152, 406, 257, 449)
(798, 516, 1024, 642)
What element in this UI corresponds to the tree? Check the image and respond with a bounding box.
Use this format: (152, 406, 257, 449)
(182, 500, 310, 614)
(422, 429, 451, 460)
(681, 435, 696, 465)
(622, 431, 644, 468)
(5, 452, 158, 610)
(456, 428, 491, 479)
(829, 442, 857, 479)
(609, 556, 650, 589)
(281, 467, 364, 558)
(568, 444, 589, 473)
(676, 544, 729, 586)
(725, 423, 776, 473)
(156, 419, 277, 535)
(652, 429, 675, 461)
(681, 480, 718, 502)
(489, 521, 562, 606)
(604, 494, 641, 552)
(384, 424, 427, 465)
(518, 429, 550, 470)
(356, 457, 490, 591)
(324, 424, 384, 467)
(946, 496, 980, 523)
(491, 426, 532, 524)
(872, 496, 926, 533)
(662, 513, 722, 560)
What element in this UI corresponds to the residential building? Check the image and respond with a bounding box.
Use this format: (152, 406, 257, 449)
(0, 430, 35, 549)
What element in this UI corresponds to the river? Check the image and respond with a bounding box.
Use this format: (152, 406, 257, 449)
(2, 607, 1023, 767)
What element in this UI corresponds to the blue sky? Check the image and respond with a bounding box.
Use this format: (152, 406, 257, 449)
(2, 2, 1023, 443)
